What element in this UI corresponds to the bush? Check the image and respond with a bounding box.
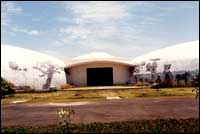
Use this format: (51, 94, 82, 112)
(174, 81, 189, 87)
(57, 108, 75, 133)
(191, 72, 199, 87)
(48, 86, 58, 92)
(1, 118, 199, 133)
(1, 77, 16, 98)
(151, 81, 177, 89)
(15, 86, 35, 93)
(60, 84, 74, 89)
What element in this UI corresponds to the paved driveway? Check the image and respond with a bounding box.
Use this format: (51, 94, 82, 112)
(1, 96, 199, 127)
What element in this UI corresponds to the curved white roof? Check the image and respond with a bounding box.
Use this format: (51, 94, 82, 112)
(131, 40, 199, 72)
(66, 52, 132, 67)
(73, 52, 116, 60)
(1, 45, 66, 66)
(1, 44, 66, 90)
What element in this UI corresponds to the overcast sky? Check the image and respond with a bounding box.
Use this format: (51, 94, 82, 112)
(1, 1, 199, 60)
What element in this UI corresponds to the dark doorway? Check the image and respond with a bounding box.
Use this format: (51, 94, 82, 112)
(87, 67, 113, 86)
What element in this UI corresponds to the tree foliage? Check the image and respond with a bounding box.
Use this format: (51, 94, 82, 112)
(1, 77, 16, 98)
(192, 72, 199, 99)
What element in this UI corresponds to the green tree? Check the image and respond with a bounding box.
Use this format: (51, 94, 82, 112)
(192, 72, 199, 99)
(1, 77, 16, 98)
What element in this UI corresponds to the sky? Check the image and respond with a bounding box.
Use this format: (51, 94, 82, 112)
(1, 1, 199, 60)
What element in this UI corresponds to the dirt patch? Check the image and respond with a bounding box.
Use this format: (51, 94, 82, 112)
(11, 99, 30, 104)
(47, 101, 95, 106)
(1, 96, 199, 127)
(106, 96, 121, 99)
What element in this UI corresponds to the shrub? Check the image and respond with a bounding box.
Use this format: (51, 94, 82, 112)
(174, 81, 187, 87)
(1, 77, 16, 98)
(191, 72, 199, 87)
(1, 118, 199, 133)
(151, 81, 177, 89)
(48, 86, 58, 92)
(57, 107, 75, 133)
(15, 86, 35, 93)
(60, 84, 74, 89)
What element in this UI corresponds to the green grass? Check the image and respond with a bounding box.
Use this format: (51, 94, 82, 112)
(1, 87, 195, 104)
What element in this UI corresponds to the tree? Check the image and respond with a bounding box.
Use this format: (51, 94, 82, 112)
(1, 77, 16, 98)
(33, 62, 61, 90)
(133, 65, 140, 83)
(163, 64, 174, 87)
(192, 71, 199, 99)
(146, 58, 160, 82)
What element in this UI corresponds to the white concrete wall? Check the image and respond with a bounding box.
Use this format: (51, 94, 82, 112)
(66, 62, 130, 86)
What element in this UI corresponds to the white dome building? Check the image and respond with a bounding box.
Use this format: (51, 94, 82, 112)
(1, 40, 198, 88)
(131, 40, 199, 74)
(130, 40, 199, 83)
(1, 45, 66, 90)
(65, 52, 132, 86)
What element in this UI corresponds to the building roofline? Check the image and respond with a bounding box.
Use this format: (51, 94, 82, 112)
(65, 58, 132, 68)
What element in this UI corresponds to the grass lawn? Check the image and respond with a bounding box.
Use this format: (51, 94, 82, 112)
(1, 87, 195, 104)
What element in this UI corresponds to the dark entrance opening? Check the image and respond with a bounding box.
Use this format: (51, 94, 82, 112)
(87, 67, 113, 86)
